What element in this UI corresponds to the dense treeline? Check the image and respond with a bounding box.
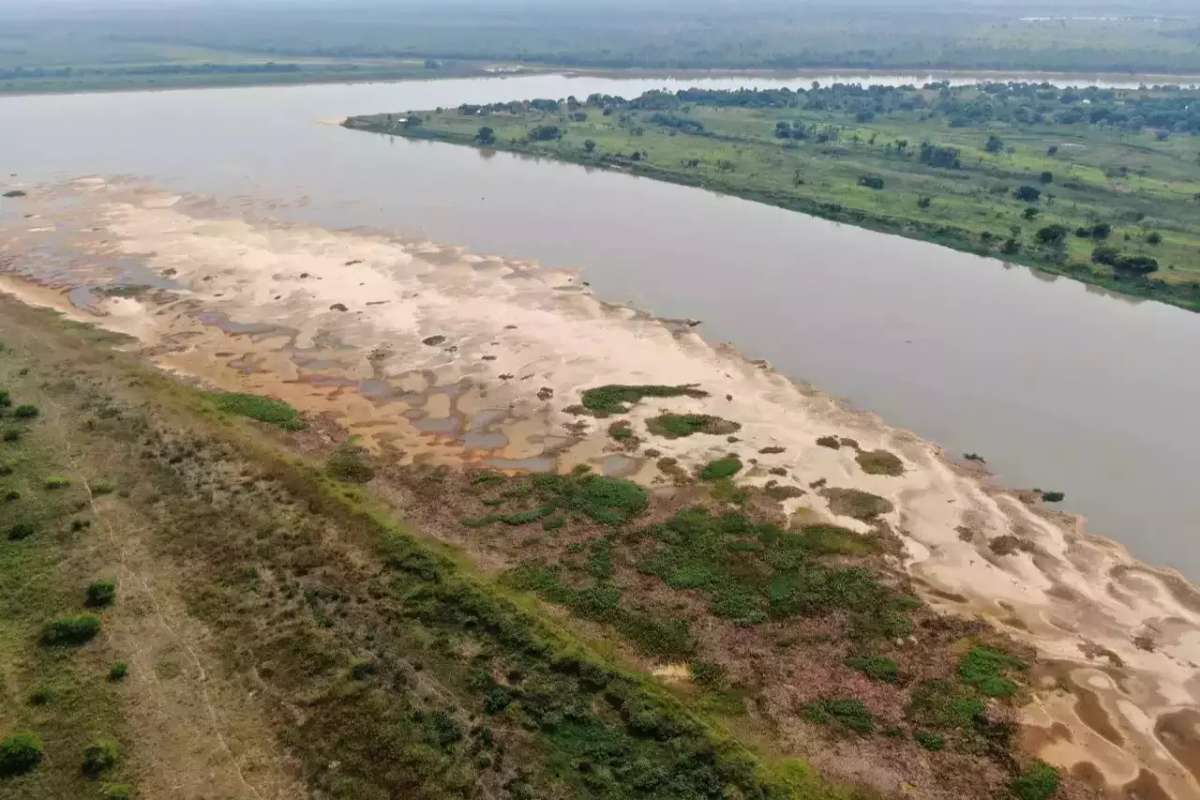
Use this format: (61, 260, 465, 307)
(460, 84, 1200, 136)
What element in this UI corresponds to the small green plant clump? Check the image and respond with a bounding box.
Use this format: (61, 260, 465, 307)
(699, 456, 743, 481)
(100, 784, 134, 800)
(108, 662, 129, 682)
(82, 738, 119, 777)
(958, 646, 1026, 698)
(647, 412, 740, 439)
(1010, 760, 1061, 800)
(40, 614, 102, 646)
(855, 449, 904, 476)
(13, 404, 39, 419)
(914, 730, 945, 751)
(213, 392, 305, 431)
(847, 654, 899, 683)
(802, 697, 875, 734)
(326, 442, 375, 483)
(86, 579, 117, 608)
(43, 475, 70, 490)
(578, 384, 708, 415)
(7, 521, 35, 541)
(0, 732, 44, 776)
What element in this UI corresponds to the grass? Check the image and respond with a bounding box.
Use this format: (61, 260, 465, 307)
(578, 384, 708, 416)
(846, 655, 899, 684)
(958, 646, 1026, 699)
(647, 413, 740, 439)
(802, 698, 875, 735)
(1010, 761, 1061, 800)
(855, 449, 904, 477)
(699, 456, 743, 481)
(212, 391, 305, 431)
(354, 84, 1200, 312)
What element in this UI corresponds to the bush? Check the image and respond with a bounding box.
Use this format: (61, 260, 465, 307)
(7, 521, 35, 541)
(958, 646, 1025, 698)
(86, 580, 117, 608)
(1013, 186, 1041, 203)
(327, 443, 375, 483)
(0, 389, 9, 408)
(1035, 225, 1068, 245)
(13, 404, 38, 419)
(647, 413, 740, 439)
(855, 449, 903, 476)
(914, 730, 945, 751)
(847, 655, 899, 683)
(699, 457, 743, 481)
(2, 429, 19, 442)
(1010, 761, 1060, 800)
(108, 662, 129, 681)
(41, 614, 102, 646)
(44, 476, 70, 490)
(580, 384, 707, 415)
(82, 738, 118, 777)
(0, 732, 43, 776)
(802, 698, 875, 734)
(857, 175, 884, 190)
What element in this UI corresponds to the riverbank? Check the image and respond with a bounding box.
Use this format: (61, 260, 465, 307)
(1, 177, 1197, 799)
(344, 84, 1200, 313)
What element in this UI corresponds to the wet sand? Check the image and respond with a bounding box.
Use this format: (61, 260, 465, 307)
(1, 178, 1198, 799)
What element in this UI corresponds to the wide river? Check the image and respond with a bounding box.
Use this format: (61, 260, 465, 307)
(2, 72, 1198, 577)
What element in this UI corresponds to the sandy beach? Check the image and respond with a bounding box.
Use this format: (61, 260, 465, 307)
(1, 177, 1197, 799)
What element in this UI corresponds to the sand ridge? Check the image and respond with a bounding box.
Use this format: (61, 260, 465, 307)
(1, 177, 1197, 800)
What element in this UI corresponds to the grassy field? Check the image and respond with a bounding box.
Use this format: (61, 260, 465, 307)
(346, 83, 1200, 311)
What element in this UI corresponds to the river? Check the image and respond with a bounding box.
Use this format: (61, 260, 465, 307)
(1, 71, 1198, 577)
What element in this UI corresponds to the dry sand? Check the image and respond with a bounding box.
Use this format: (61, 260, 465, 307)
(1, 178, 1197, 800)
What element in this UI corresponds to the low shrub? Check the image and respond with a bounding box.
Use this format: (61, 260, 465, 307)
(847, 654, 899, 683)
(699, 456, 743, 481)
(82, 738, 118, 777)
(41, 614, 102, 646)
(13, 404, 38, 419)
(86, 580, 117, 608)
(44, 475, 70, 490)
(802, 697, 875, 734)
(108, 662, 129, 682)
(579, 384, 707, 415)
(914, 730, 945, 751)
(7, 521, 35, 541)
(646, 413, 740, 439)
(0, 732, 44, 776)
(1010, 761, 1061, 800)
(327, 443, 375, 483)
(958, 646, 1025, 698)
(213, 392, 304, 431)
(100, 784, 134, 800)
(855, 449, 904, 476)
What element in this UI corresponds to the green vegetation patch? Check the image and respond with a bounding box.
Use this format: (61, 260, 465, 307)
(958, 646, 1026, 699)
(646, 413, 740, 439)
(326, 442, 375, 483)
(85, 580, 117, 608)
(846, 654, 899, 684)
(81, 738, 119, 778)
(637, 508, 915, 636)
(1010, 761, 1061, 800)
(40, 614, 101, 646)
(213, 392, 305, 431)
(579, 384, 707, 416)
(802, 698, 875, 735)
(855, 449, 904, 477)
(0, 732, 44, 777)
(821, 487, 894, 520)
(699, 456, 743, 481)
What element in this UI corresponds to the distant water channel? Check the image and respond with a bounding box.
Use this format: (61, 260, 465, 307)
(1, 70, 1198, 576)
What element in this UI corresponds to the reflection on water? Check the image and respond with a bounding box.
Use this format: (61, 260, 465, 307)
(0, 71, 1198, 577)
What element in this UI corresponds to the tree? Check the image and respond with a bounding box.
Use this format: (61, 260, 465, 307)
(1039, 171, 1053, 184)
(1022, 207, 1040, 220)
(1091, 222, 1111, 239)
(1035, 225, 1069, 246)
(583, 139, 596, 153)
(985, 134, 1004, 153)
(1146, 231, 1162, 245)
(1014, 185, 1041, 203)
(475, 126, 496, 145)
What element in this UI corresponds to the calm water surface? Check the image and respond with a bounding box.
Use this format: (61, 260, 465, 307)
(1, 73, 1198, 576)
